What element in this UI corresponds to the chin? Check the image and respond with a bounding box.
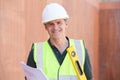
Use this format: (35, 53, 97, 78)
(52, 36, 61, 39)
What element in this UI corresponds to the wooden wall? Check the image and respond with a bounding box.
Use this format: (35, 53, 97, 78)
(0, 0, 99, 80)
(99, 2, 120, 80)
(0, 0, 26, 80)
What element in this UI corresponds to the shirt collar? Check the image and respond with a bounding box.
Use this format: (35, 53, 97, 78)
(48, 37, 70, 48)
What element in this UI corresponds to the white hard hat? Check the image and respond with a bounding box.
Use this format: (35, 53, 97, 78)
(42, 3, 69, 24)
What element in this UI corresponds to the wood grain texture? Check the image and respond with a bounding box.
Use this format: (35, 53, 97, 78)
(0, 0, 99, 80)
(99, 3, 120, 80)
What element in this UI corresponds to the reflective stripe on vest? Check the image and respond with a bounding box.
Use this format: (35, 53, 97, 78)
(49, 75, 77, 80)
(33, 39, 85, 80)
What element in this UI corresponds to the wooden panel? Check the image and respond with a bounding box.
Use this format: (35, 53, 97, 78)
(99, 3, 120, 80)
(0, 0, 99, 80)
(0, 0, 26, 80)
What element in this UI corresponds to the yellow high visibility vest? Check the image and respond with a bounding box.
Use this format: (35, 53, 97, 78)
(33, 39, 86, 80)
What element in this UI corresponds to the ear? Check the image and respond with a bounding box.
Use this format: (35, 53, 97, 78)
(44, 25, 47, 30)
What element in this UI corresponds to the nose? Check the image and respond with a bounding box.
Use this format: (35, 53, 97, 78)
(53, 24, 58, 30)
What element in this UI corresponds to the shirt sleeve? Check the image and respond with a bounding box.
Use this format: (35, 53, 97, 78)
(84, 48, 93, 80)
(26, 44, 37, 68)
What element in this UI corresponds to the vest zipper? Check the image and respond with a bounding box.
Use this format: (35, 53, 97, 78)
(57, 66, 61, 80)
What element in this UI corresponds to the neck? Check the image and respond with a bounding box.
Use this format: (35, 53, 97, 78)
(50, 37, 68, 54)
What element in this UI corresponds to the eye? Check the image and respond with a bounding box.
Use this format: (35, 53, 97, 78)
(46, 22, 54, 26)
(49, 23, 54, 26)
(57, 21, 62, 25)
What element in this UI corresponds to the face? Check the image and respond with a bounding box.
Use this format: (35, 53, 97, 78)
(44, 19, 68, 39)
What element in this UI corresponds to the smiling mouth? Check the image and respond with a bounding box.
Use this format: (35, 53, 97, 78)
(52, 29, 61, 33)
